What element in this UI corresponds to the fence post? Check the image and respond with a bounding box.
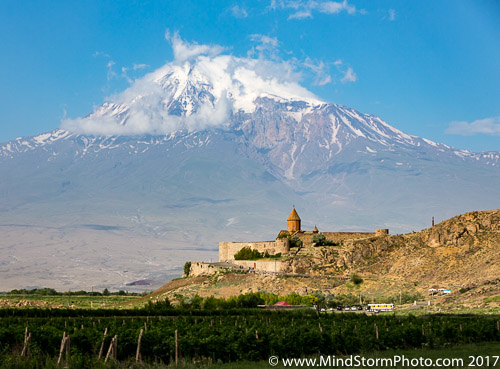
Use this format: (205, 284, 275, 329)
(57, 332, 67, 367)
(66, 335, 71, 363)
(136, 328, 144, 363)
(21, 329, 31, 359)
(98, 328, 108, 359)
(105, 335, 117, 363)
(175, 329, 179, 366)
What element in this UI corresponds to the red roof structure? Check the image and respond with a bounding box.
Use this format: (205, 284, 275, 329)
(274, 301, 291, 306)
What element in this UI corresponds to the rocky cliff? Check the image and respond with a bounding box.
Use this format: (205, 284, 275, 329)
(337, 209, 499, 287)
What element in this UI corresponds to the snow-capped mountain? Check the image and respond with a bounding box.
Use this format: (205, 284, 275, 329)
(1, 55, 499, 291)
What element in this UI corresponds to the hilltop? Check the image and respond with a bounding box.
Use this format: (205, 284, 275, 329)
(145, 209, 499, 311)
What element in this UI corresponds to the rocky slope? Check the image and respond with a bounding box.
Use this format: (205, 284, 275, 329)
(147, 209, 499, 309)
(341, 209, 499, 287)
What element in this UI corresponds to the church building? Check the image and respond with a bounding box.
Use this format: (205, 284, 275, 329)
(287, 207, 301, 233)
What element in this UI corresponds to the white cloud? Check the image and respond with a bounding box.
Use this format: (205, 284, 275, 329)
(249, 34, 280, 60)
(230, 5, 248, 18)
(340, 67, 357, 83)
(319, 1, 356, 15)
(303, 58, 333, 86)
(272, 0, 357, 20)
(61, 34, 325, 136)
(288, 10, 313, 20)
(445, 116, 500, 136)
(93, 50, 149, 85)
(165, 30, 226, 62)
(132, 63, 148, 71)
(332, 60, 357, 84)
(93, 51, 111, 58)
(388, 9, 396, 21)
(106, 60, 117, 81)
(250, 34, 279, 49)
(121, 63, 150, 83)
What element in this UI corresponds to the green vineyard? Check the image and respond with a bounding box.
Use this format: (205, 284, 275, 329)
(1, 308, 499, 367)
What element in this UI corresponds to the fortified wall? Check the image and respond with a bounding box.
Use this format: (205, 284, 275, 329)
(232, 260, 285, 273)
(295, 231, 378, 245)
(189, 262, 224, 276)
(189, 260, 286, 277)
(219, 238, 289, 261)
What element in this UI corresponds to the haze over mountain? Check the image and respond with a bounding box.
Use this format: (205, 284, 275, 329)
(1, 36, 499, 291)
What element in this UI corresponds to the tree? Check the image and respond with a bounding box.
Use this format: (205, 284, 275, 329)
(202, 296, 219, 310)
(184, 261, 192, 277)
(289, 236, 303, 248)
(237, 293, 264, 307)
(102, 288, 110, 296)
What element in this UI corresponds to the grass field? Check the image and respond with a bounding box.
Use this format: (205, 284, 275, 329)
(0, 293, 140, 309)
(213, 342, 500, 368)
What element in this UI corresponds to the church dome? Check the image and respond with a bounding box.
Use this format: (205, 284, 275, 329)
(287, 208, 301, 221)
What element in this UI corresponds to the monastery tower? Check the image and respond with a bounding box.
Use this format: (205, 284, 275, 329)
(287, 208, 301, 233)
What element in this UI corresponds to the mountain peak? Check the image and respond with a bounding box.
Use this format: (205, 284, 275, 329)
(61, 53, 324, 136)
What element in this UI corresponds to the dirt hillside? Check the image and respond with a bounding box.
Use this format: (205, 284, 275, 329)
(146, 209, 499, 310)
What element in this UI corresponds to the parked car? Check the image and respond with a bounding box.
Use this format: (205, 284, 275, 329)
(350, 306, 357, 311)
(357, 305, 363, 311)
(336, 305, 343, 311)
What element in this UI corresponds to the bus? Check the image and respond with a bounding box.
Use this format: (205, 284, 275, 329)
(367, 303, 394, 312)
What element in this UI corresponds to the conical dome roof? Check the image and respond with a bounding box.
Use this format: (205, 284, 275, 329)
(287, 208, 301, 221)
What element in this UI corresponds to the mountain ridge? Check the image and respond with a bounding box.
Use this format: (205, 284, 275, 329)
(0, 58, 499, 291)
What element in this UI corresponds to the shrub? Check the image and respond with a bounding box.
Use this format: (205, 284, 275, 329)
(277, 231, 290, 239)
(184, 261, 192, 276)
(234, 247, 263, 260)
(350, 273, 363, 285)
(312, 234, 337, 246)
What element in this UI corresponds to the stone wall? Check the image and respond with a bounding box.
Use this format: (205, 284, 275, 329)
(189, 262, 226, 277)
(296, 231, 377, 245)
(376, 229, 389, 236)
(232, 259, 285, 273)
(219, 238, 290, 261)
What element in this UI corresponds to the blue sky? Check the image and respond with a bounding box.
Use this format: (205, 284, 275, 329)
(1, 0, 499, 152)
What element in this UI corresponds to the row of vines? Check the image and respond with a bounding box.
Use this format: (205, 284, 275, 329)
(1, 310, 499, 365)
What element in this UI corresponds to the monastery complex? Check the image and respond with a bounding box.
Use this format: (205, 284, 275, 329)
(189, 208, 389, 277)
